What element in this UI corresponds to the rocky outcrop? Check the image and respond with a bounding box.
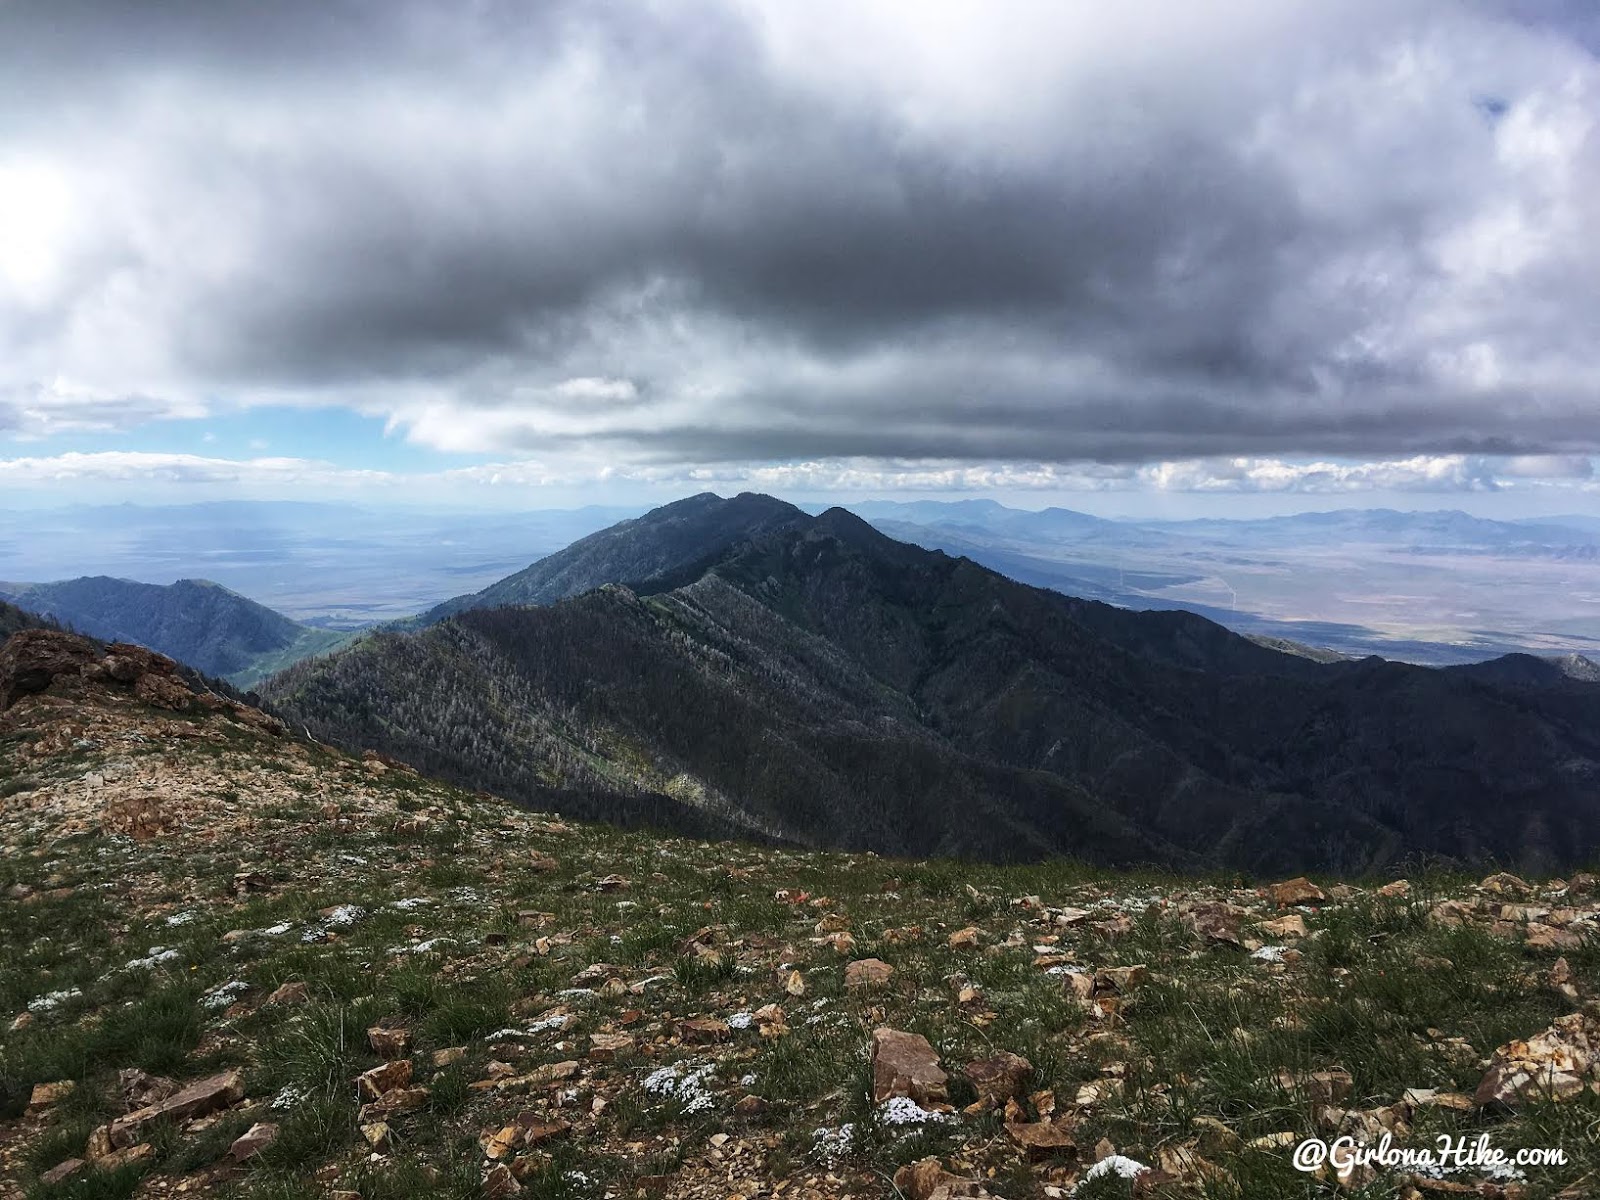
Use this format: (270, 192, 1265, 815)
(0, 630, 99, 709)
(1, 629, 195, 711)
(0, 628, 286, 736)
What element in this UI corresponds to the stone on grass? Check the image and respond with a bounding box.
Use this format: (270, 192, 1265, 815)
(871, 1027, 948, 1106)
(845, 958, 895, 989)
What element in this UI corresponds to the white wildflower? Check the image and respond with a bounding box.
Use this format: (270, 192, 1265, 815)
(27, 987, 82, 1013)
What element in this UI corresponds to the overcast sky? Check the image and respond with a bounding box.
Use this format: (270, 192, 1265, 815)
(1, 0, 1598, 514)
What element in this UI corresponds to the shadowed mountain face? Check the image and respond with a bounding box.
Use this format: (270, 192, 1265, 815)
(263, 495, 1600, 875)
(0, 577, 346, 688)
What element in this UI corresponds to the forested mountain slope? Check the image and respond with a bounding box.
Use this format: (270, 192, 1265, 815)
(0, 576, 346, 686)
(263, 497, 1600, 874)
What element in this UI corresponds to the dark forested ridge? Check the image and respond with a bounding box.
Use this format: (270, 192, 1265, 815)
(0, 576, 345, 687)
(0, 598, 53, 639)
(262, 495, 1600, 874)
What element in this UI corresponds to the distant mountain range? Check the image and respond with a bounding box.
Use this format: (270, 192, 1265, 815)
(0, 577, 346, 688)
(842, 499, 1600, 664)
(260, 493, 1600, 874)
(848, 499, 1600, 552)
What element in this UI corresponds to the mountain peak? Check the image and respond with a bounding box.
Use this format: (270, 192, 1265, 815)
(417, 491, 813, 624)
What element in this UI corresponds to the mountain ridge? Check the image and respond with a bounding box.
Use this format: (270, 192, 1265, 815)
(0, 576, 347, 687)
(411, 492, 812, 626)
(262, 493, 1600, 874)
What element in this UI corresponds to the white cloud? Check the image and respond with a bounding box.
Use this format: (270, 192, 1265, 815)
(1, 1, 1598, 470)
(3, 450, 1594, 499)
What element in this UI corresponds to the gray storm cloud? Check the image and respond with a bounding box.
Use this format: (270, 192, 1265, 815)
(0, 0, 1597, 465)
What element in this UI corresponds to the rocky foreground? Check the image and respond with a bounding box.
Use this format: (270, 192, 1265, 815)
(1, 629, 1599, 1200)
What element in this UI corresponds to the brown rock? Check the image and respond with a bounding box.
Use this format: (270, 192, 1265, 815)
(356, 1058, 413, 1102)
(107, 1069, 245, 1149)
(845, 958, 895, 989)
(733, 1094, 769, 1117)
(588, 1032, 636, 1060)
(1475, 1012, 1600, 1108)
(1276, 1068, 1354, 1106)
(964, 1052, 1032, 1104)
(1184, 903, 1243, 946)
(753, 1003, 789, 1037)
(27, 1079, 75, 1114)
(1259, 914, 1307, 939)
(483, 1163, 523, 1196)
(892, 1158, 992, 1200)
(517, 1115, 572, 1145)
(264, 981, 309, 1007)
(1005, 1120, 1077, 1159)
(1093, 913, 1136, 939)
(894, 1159, 952, 1200)
(1191, 1115, 1241, 1157)
(361, 1122, 393, 1152)
(228, 1122, 279, 1163)
(432, 1046, 468, 1067)
(117, 1068, 178, 1113)
(527, 851, 559, 872)
(358, 1085, 429, 1121)
(40, 1158, 86, 1185)
(1270, 877, 1328, 907)
(947, 926, 980, 950)
(569, 962, 618, 988)
(871, 1027, 948, 1105)
(1481, 872, 1533, 897)
(1526, 923, 1582, 951)
(368, 1024, 412, 1059)
(481, 1124, 520, 1160)
(1064, 971, 1096, 1005)
(95, 1142, 155, 1172)
(678, 1017, 730, 1043)
(1095, 965, 1149, 993)
(1377, 879, 1412, 898)
(84, 1125, 112, 1161)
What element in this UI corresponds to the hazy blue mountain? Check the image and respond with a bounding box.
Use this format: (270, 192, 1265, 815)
(846, 500, 1600, 664)
(0, 501, 641, 626)
(0, 577, 347, 687)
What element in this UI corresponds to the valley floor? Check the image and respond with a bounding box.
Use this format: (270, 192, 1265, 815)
(2, 634, 1599, 1199)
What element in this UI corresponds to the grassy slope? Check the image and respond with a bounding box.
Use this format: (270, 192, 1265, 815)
(2, 687, 1599, 1198)
(225, 626, 352, 691)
